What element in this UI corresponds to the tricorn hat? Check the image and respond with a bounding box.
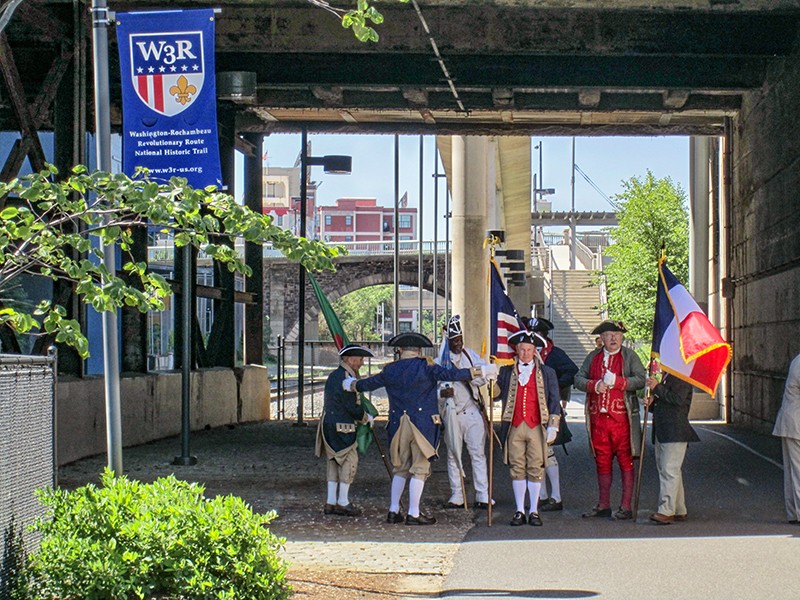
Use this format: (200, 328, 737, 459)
(526, 317, 554, 334)
(591, 320, 628, 335)
(447, 315, 464, 339)
(508, 330, 547, 348)
(387, 331, 433, 348)
(338, 344, 375, 358)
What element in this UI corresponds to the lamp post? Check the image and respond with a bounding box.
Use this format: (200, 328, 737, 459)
(296, 127, 351, 426)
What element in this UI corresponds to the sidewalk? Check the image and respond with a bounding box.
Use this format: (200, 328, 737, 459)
(59, 393, 798, 599)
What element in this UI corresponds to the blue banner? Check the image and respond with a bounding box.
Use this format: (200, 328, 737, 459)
(116, 9, 221, 188)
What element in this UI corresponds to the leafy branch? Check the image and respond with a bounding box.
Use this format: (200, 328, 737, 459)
(0, 165, 344, 357)
(307, 0, 408, 43)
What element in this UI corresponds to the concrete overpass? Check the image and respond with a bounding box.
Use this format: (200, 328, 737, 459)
(0, 0, 798, 441)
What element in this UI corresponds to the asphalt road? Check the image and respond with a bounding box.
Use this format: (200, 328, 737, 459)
(441, 398, 800, 600)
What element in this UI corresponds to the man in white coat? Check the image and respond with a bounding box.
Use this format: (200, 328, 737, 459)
(436, 315, 493, 509)
(773, 352, 800, 525)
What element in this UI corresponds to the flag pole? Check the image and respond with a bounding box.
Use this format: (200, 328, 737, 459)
(633, 246, 666, 522)
(485, 233, 501, 527)
(633, 357, 655, 522)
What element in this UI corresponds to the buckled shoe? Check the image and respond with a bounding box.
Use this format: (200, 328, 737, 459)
(334, 503, 362, 517)
(582, 505, 612, 518)
(510, 511, 526, 526)
(405, 513, 436, 525)
(539, 498, 563, 512)
(528, 512, 543, 526)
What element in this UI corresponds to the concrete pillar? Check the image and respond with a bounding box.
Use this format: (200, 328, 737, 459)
(451, 136, 490, 353)
(689, 136, 710, 310)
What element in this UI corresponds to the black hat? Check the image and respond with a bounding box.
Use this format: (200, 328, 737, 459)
(508, 330, 547, 348)
(526, 317, 554, 334)
(591, 320, 628, 335)
(447, 315, 464, 340)
(387, 332, 433, 348)
(338, 344, 375, 358)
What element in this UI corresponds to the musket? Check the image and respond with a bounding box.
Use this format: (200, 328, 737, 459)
(632, 358, 657, 523)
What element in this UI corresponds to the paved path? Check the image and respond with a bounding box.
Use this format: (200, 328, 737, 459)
(59, 393, 800, 599)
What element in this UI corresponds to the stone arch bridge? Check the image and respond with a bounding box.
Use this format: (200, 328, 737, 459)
(265, 251, 450, 343)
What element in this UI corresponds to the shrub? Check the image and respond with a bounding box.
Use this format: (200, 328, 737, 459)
(25, 469, 290, 600)
(2, 516, 29, 600)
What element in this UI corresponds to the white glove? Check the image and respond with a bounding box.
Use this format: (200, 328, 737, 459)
(546, 426, 558, 445)
(603, 371, 617, 386)
(365, 413, 375, 427)
(481, 364, 499, 380)
(342, 376, 357, 392)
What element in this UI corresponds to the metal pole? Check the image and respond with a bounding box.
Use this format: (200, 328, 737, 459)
(445, 187, 450, 323)
(433, 150, 439, 339)
(92, 0, 122, 475)
(418, 135, 424, 335)
(174, 247, 196, 465)
(393, 134, 400, 335)
(570, 137, 577, 270)
(297, 127, 308, 426)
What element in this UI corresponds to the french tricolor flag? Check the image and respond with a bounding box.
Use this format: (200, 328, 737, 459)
(651, 257, 731, 394)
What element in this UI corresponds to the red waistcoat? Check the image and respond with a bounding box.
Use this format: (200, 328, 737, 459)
(512, 372, 541, 428)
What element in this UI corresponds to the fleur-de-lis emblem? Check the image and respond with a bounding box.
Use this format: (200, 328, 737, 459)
(169, 75, 197, 106)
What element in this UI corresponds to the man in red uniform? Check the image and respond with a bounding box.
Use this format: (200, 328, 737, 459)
(574, 320, 646, 520)
(496, 330, 562, 526)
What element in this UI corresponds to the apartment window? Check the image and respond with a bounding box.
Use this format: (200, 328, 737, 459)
(325, 215, 332, 226)
(345, 215, 352, 226)
(399, 214, 411, 229)
(276, 215, 283, 226)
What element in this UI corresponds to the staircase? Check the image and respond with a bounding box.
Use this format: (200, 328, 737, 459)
(547, 270, 605, 366)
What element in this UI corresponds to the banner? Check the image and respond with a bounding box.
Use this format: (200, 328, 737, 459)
(116, 9, 222, 188)
(485, 259, 524, 365)
(308, 272, 379, 454)
(651, 257, 731, 394)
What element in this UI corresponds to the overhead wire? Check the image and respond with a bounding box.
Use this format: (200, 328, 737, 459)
(574, 163, 618, 210)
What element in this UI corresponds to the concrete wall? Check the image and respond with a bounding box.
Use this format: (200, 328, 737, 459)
(731, 37, 800, 433)
(56, 366, 270, 466)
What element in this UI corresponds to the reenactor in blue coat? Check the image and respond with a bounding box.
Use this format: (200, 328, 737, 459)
(345, 332, 497, 525)
(526, 317, 578, 512)
(316, 344, 375, 517)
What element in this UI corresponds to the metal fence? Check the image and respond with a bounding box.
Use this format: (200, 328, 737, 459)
(0, 351, 57, 572)
(266, 339, 395, 420)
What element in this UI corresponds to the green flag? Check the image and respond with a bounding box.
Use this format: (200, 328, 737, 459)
(308, 272, 379, 454)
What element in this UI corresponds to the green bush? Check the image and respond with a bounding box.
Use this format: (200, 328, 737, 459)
(25, 469, 290, 600)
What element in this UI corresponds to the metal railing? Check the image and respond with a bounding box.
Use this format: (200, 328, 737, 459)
(266, 339, 398, 421)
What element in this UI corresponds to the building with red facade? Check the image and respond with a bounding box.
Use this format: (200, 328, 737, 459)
(318, 197, 417, 243)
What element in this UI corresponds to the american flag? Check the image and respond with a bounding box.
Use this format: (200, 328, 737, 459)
(486, 260, 524, 365)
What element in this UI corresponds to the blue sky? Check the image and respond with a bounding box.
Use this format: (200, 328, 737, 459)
(241, 134, 690, 240)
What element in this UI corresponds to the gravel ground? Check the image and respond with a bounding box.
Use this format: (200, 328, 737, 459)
(59, 390, 485, 599)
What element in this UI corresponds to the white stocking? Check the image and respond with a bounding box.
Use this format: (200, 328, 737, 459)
(546, 464, 561, 502)
(327, 481, 338, 505)
(390, 475, 407, 513)
(408, 477, 425, 518)
(337, 482, 351, 506)
(527, 480, 542, 514)
(512, 479, 528, 513)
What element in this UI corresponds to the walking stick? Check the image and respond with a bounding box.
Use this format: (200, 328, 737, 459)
(371, 425, 393, 481)
(632, 402, 649, 523)
(633, 360, 657, 523)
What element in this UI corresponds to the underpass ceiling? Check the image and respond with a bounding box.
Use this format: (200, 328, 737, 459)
(3, 1, 800, 136)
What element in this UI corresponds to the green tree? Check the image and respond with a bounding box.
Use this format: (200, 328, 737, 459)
(603, 170, 689, 351)
(0, 165, 342, 357)
(319, 285, 393, 341)
(336, 0, 409, 42)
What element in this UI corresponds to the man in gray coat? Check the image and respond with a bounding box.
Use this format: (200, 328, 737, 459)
(773, 353, 800, 525)
(574, 320, 645, 520)
(644, 369, 700, 524)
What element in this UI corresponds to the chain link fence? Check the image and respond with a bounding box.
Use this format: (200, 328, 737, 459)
(1, 351, 57, 593)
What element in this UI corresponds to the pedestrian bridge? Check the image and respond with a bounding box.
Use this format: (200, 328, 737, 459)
(264, 240, 452, 342)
